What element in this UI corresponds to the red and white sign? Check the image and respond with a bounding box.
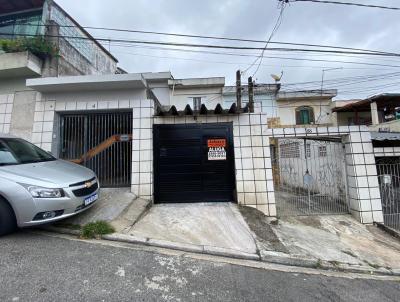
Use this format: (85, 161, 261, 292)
(207, 139, 227, 161)
(207, 139, 226, 148)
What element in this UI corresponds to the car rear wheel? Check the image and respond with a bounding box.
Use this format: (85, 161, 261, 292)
(0, 197, 17, 236)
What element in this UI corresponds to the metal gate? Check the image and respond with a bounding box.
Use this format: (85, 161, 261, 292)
(272, 138, 349, 216)
(376, 157, 400, 231)
(60, 111, 132, 187)
(153, 123, 236, 203)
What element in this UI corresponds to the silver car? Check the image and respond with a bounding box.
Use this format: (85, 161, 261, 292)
(0, 134, 100, 236)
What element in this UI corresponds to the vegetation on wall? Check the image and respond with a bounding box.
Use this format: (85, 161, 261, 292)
(0, 37, 59, 60)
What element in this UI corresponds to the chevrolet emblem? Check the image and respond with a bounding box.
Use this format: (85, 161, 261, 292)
(85, 181, 93, 188)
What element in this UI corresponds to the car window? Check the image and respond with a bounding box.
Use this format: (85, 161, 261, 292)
(0, 142, 18, 165)
(1, 138, 55, 165)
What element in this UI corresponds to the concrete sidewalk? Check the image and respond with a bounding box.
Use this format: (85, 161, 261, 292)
(240, 207, 400, 274)
(46, 195, 400, 276)
(59, 188, 137, 226)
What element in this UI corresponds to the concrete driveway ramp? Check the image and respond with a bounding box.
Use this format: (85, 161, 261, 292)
(62, 188, 136, 226)
(129, 203, 257, 254)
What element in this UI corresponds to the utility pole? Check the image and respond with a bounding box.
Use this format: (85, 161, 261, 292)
(236, 70, 242, 111)
(248, 76, 254, 113)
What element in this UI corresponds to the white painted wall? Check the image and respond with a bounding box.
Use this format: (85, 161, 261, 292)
(223, 92, 277, 117)
(277, 99, 332, 126)
(170, 86, 223, 111)
(41, 89, 147, 105)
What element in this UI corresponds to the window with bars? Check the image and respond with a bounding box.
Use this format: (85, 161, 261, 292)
(280, 142, 300, 158)
(319, 146, 327, 157)
(306, 143, 311, 158)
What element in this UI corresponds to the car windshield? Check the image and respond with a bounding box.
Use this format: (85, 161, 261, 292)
(0, 138, 55, 166)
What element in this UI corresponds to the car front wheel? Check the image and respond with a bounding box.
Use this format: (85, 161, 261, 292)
(0, 197, 17, 236)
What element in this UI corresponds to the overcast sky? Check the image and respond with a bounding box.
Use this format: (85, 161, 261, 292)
(56, 0, 400, 100)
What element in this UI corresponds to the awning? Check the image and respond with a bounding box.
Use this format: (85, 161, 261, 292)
(26, 74, 147, 92)
(155, 103, 249, 117)
(371, 131, 400, 141)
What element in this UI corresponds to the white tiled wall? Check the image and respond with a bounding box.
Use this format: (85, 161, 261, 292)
(374, 147, 400, 157)
(0, 94, 14, 134)
(131, 100, 154, 200)
(344, 130, 383, 223)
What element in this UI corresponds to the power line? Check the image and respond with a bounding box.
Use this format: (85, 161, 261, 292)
(288, 0, 400, 10)
(105, 41, 400, 65)
(282, 72, 400, 92)
(3, 32, 400, 58)
(112, 49, 396, 70)
(5, 30, 400, 68)
(6, 22, 399, 56)
(244, 1, 287, 75)
(107, 42, 400, 69)
(283, 71, 400, 86)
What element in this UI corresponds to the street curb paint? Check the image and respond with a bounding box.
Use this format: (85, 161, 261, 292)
(42, 226, 400, 277)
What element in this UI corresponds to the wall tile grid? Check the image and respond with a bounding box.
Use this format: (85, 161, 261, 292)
(344, 129, 383, 223)
(31, 97, 154, 199)
(32, 98, 147, 150)
(153, 112, 275, 216)
(131, 100, 154, 201)
(0, 94, 15, 134)
(267, 125, 383, 224)
(373, 147, 400, 157)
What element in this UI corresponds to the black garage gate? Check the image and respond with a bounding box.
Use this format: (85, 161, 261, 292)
(153, 123, 236, 203)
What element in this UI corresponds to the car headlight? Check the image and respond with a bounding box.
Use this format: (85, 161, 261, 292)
(28, 187, 65, 198)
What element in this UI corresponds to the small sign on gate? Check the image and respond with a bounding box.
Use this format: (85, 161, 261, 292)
(383, 174, 392, 185)
(207, 139, 227, 161)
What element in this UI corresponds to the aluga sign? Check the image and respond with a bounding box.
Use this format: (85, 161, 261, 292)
(207, 139, 227, 161)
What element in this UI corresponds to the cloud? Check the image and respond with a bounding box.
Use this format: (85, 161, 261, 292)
(56, 0, 400, 99)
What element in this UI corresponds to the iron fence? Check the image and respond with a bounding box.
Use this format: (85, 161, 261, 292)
(376, 158, 400, 231)
(60, 111, 132, 188)
(273, 138, 349, 216)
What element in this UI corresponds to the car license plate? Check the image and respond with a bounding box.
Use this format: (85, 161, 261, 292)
(84, 193, 98, 206)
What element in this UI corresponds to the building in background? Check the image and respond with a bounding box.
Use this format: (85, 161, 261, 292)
(223, 84, 280, 117)
(275, 90, 337, 127)
(168, 77, 225, 111)
(332, 94, 400, 132)
(0, 0, 120, 140)
(0, 0, 118, 76)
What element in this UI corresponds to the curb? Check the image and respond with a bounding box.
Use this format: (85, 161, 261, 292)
(102, 233, 260, 261)
(261, 250, 400, 276)
(375, 222, 400, 239)
(40, 227, 400, 277)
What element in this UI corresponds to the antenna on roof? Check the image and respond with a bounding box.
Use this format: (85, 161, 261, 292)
(271, 71, 284, 83)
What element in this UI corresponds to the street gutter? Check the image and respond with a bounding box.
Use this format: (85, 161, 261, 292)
(41, 225, 400, 277)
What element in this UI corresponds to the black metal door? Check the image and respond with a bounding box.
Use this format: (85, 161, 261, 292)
(60, 111, 132, 188)
(153, 123, 236, 203)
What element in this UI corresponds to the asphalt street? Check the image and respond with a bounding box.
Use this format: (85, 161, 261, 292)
(0, 231, 399, 302)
